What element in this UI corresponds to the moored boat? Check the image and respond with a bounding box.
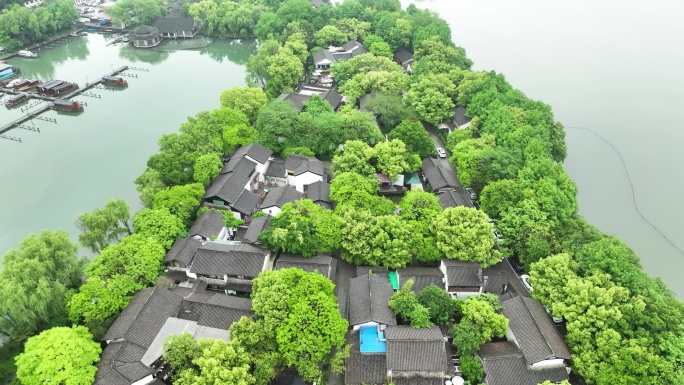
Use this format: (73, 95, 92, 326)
(16, 79, 40, 91)
(52, 99, 84, 112)
(17, 50, 39, 58)
(5, 92, 30, 108)
(102, 75, 127, 87)
(0, 63, 20, 81)
(37, 80, 78, 95)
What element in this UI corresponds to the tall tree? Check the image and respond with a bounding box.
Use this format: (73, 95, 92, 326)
(192, 153, 223, 186)
(14, 326, 101, 385)
(75, 199, 132, 253)
(432, 207, 501, 267)
(220, 86, 268, 123)
(404, 73, 457, 125)
(0, 230, 82, 340)
(169, 338, 256, 385)
(259, 199, 340, 256)
(388, 280, 433, 328)
(388, 119, 435, 158)
(417, 285, 455, 324)
(135, 168, 166, 208)
(153, 183, 205, 221)
(132, 208, 187, 250)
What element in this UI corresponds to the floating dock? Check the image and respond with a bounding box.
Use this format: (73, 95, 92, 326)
(0, 66, 129, 137)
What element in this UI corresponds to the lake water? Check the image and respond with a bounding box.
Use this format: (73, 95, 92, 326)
(0, 34, 255, 259)
(403, 0, 684, 298)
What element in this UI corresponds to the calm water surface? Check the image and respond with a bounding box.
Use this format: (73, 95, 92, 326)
(0, 35, 255, 259)
(404, 0, 684, 297)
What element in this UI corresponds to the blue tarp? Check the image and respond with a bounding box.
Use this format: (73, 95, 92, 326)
(359, 326, 387, 354)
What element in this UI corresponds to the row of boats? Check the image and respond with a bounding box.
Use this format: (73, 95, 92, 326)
(4, 92, 84, 112)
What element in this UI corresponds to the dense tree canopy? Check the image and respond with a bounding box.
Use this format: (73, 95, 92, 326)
(75, 199, 133, 254)
(0, 0, 78, 47)
(219, 86, 268, 123)
(192, 153, 223, 186)
(15, 326, 101, 385)
(432, 207, 501, 267)
(389, 280, 433, 328)
(0, 231, 82, 341)
(109, 0, 165, 26)
(132, 207, 187, 249)
(232, 269, 348, 382)
(153, 183, 205, 222)
(388, 119, 435, 158)
(259, 199, 340, 256)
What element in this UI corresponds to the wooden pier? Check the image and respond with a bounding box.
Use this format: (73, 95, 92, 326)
(0, 66, 129, 138)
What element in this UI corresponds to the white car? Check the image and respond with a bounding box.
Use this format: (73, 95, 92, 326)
(544, 306, 564, 324)
(437, 147, 447, 158)
(520, 274, 533, 292)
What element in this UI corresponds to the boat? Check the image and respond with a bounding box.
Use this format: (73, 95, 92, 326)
(37, 80, 78, 95)
(5, 92, 30, 108)
(4, 78, 24, 88)
(52, 99, 84, 112)
(0, 63, 20, 81)
(17, 50, 39, 58)
(16, 79, 40, 91)
(102, 75, 127, 87)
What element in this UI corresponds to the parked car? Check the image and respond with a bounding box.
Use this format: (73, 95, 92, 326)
(465, 187, 477, 200)
(437, 147, 447, 158)
(520, 274, 533, 292)
(493, 229, 504, 243)
(544, 306, 564, 324)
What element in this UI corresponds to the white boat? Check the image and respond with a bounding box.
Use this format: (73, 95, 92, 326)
(17, 50, 39, 58)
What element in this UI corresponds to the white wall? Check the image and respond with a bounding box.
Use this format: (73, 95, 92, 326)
(352, 321, 379, 331)
(261, 206, 281, 216)
(246, 156, 268, 177)
(530, 358, 566, 370)
(289, 172, 323, 193)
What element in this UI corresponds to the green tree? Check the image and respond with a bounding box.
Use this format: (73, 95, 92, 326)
(388, 280, 433, 328)
(452, 297, 508, 355)
(404, 73, 456, 125)
(452, 318, 485, 355)
(388, 119, 435, 158)
(163, 332, 199, 373)
(229, 318, 282, 385)
(132, 208, 187, 249)
(364, 93, 411, 131)
(0, 230, 82, 341)
(174, 339, 256, 385)
(247, 269, 348, 382)
(75, 199, 133, 254)
(372, 139, 421, 179)
(135, 168, 166, 208)
(14, 326, 101, 385)
(223, 124, 259, 153)
(109, 0, 165, 25)
(68, 234, 165, 323)
(313, 25, 347, 46)
(281, 147, 315, 158)
(255, 99, 298, 153)
(364, 34, 392, 58)
(460, 354, 484, 383)
(332, 140, 374, 177)
(259, 199, 340, 257)
(417, 284, 455, 324)
(193, 153, 223, 186)
(153, 183, 205, 221)
(399, 190, 442, 222)
(432, 207, 501, 267)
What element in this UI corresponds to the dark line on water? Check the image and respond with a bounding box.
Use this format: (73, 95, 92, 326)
(566, 126, 684, 258)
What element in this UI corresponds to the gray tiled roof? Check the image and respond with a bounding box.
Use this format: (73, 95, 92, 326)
(190, 242, 268, 278)
(533, 366, 570, 383)
(484, 272, 507, 295)
(480, 351, 537, 385)
(277, 93, 311, 111)
(320, 88, 344, 110)
(275, 254, 335, 279)
(394, 49, 414, 65)
(397, 267, 444, 293)
(232, 189, 260, 215)
(386, 326, 449, 372)
(306, 181, 331, 203)
(344, 330, 387, 385)
(501, 295, 571, 365)
(153, 12, 195, 33)
(356, 266, 389, 278)
(198, 294, 252, 329)
(260, 185, 303, 210)
(205, 158, 256, 203)
(240, 215, 271, 244)
(393, 378, 443, 385)
(123, 287, 183, 349)
(164, 237, 202, 266)
(231, 143, 273, 164)
(348, 274, 396, 326)
(224, 277, 254, 293)
(113, 362, 154, 382)
(188, 209, 224, 238)
(452, 106, 471, 127)
(264, 158, 286, 177)
(437, 190, 474, 209)
(94, 343, 129, 385)
(442, 260, 483, 287)
(103, 287, 155, 341)
(284, 155, 325, 176)
(342, 40, 368, 56)
(115, 341, 146, 363)
(421, 158, 459, 191)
